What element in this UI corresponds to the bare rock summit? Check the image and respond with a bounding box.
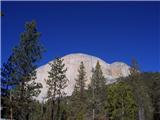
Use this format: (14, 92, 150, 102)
(35, 53, 130, 101)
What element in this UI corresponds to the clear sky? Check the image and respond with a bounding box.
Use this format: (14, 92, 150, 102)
(1, 1, 160, 72)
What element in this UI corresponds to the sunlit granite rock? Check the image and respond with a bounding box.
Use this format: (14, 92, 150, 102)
(35, 53, 130, 101)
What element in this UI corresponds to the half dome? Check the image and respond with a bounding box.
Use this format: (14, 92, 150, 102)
(35, 53, 130, 101)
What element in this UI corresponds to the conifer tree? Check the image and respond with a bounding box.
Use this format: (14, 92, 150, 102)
(46, 57, 68, 120)
(72, 61, 87, 119)
(128, 59, 153, 120)
(90, 61, 106, 119)
(7, 20, 44, 120)
(74, 61, 87, 101)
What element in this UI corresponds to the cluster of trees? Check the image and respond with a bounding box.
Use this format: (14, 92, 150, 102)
(1, 21, 160, 120)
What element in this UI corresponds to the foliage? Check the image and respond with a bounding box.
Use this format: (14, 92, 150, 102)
(140, 72, 160, 120)
(89, 61, 106, 117)
(106, 82, 138, 120)
(1, 55, 15, 119)
(1, 20, 44, 120)
(70, 61, 87, 119)
(126, 60, 154, 120)
(73, 61, 87, 101)
(45, 57, 68, 120)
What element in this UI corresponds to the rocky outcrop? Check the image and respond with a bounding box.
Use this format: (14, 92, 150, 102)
(35, 53, 130, 101)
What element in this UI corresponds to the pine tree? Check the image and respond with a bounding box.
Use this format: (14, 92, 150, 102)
(128, 59, 153, 120)
(74, 61, 87, 101)
(90, 61, 106, 119)
(72, 61, 87, 119)
(7, 20, 44, 120)
(46, 57, 68, 120)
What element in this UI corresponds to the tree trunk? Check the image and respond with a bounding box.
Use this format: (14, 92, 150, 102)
(10, 91, 13, 120)
(10, 107, 13, 120)
(139, 107, 145, 120)
(26, 113, 29, 120)
(93, 109, 95, 120)
(122, 97, 124, 120)
(51, 100, 55, 120)
(57, 98, 61, 120)
(92, 83, 95, 120)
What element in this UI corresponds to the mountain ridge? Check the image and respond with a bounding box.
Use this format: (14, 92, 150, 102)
(35, 53, 130, 101)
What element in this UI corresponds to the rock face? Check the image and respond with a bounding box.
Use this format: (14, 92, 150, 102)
(35, 53, 130, 101)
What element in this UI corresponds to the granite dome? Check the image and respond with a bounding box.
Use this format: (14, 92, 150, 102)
(35, 53, 130, 101)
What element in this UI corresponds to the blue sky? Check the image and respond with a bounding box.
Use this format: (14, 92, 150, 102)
(1, 1, 160, 72)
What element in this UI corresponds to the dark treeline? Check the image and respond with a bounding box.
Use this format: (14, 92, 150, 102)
(1, 21, 160, 120)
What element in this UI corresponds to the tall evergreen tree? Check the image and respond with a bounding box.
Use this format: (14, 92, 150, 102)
(46, 57, 68, 120)
(71, 61, 87, 119)
(74, 61, 87, 101)
(5, 20, 44, 120)
(90, 61, 106, 119)
(127, 59, 153, 120)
